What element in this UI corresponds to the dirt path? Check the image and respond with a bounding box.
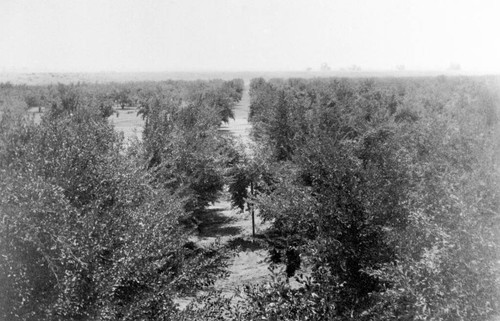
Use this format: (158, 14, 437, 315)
(219, 84, 253, 146)
(175, 85, 274, 308)
(205, 86, 276, 294)
(194, 195, 271, 295)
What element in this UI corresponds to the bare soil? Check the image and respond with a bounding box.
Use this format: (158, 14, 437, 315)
(109, 107, 144, 141)
(174, 86, 277, 309)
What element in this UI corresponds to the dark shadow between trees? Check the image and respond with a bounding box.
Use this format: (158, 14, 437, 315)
(194, 208, 241, 238)
(227, 237, 266, 252)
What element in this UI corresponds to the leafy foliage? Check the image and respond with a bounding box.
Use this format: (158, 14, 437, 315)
(2, 76, 499, 320)
(222, 76, 500, 320)
(0, 97, 228, 320)
(140, 80, 242, 213)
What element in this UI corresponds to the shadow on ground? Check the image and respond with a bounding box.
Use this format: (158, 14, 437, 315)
(227, 237, 266, 252)
(196, 208, 242, 238)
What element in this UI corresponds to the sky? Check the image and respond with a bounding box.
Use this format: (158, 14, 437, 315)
(1, 0, 499, 73)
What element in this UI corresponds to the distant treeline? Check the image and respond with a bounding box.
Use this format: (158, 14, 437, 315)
(0, 78, 244, 116)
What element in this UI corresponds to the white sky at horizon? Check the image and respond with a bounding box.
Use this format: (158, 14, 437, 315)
(1, 0, 499, 73)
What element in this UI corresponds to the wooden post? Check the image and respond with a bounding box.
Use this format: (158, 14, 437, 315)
(250, 181, 255, 238)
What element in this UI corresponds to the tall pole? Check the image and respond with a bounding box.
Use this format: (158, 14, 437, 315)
(250, 181, 255, 238)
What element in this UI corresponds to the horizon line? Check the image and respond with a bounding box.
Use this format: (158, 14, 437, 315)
(0, 69, 496, 75)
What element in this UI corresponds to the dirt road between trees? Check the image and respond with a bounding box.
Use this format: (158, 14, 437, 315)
(174, 85, 276, 308)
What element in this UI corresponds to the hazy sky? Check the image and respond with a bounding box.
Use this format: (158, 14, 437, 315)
(1, 0, 499, 72)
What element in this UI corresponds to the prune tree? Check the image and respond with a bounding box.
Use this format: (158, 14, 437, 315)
(113, 87, 133, 109)
(0, 101, 227, 320)
(140, 83, 239, 214)
(228, 76, 500, 320)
